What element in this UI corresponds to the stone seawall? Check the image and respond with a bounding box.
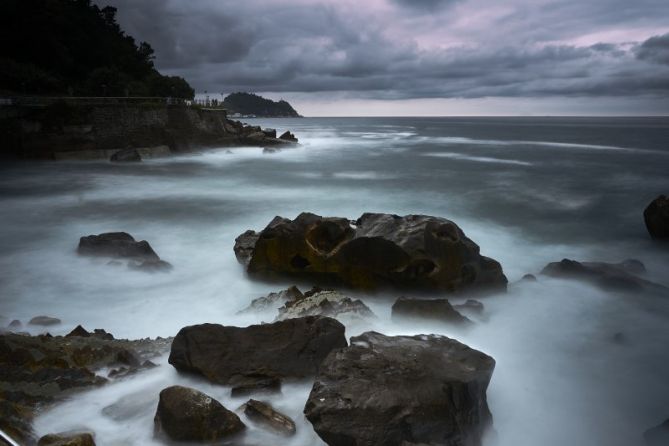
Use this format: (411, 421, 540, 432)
(0, 102, 269, 160)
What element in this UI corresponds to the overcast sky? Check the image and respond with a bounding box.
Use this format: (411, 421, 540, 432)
(99, 0, 669, 116)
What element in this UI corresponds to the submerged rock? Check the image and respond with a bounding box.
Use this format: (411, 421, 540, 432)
(392, 297, 471, 325)
(242, 399, 296, 436)
(29, 316, 61, 326)
(644, 195, 669, 240)
(168, 316, 347, 385)
(154, 385, 245, 442)
(37, 431, 96, 446)
(644, 418, 669, 445)
(234, 212, 507, 293)
(127, 259, 173, 273)
(110, 148, 141, 162)
(454, 299, 485, 314)
(304, 331, 495, 446)
(276, 288, 375, 322)
(77, 232, 159, 261)
(541, 258, 667, 294)
(238, 286, 304, 314)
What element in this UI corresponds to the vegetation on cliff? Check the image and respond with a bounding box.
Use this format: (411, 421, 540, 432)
(0, 0, 194, 99)
(223, 92, 301, 117)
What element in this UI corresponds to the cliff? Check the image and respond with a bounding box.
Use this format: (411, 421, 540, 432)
(0, 99, 297, 160)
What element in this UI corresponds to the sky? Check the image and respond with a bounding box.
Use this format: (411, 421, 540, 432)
(98, 0, 669, 116)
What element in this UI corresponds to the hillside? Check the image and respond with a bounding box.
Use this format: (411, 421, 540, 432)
(223, 92, 301, 117)
(0, 0, 194, 98)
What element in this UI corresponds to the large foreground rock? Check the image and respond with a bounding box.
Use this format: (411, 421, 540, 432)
(644, 195, 669, 240)
(154, 386, 244, 442)
(305, 332, 495, 446)
(234, 212, 507, 292)
(541, 259, 667, 294)
(168, 316, 347, 385)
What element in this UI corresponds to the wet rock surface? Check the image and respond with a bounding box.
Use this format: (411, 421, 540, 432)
(0, 331, 171, 444)
(168, 316, 347, 385)
(37, 431, 96, 446)
(541, 258, 667, 294)
(154, 385, 245, 442)
(242, 399, 297, 436)
(392, 297, 472, 325)
(644, 195, 669, 240)
(304, 331, 495, 446)
(276, 288, 375, 322)
(234, 212, 507, 293)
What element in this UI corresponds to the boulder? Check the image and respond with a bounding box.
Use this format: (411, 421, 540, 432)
(37, 432, 96, 446)
(234, 230, 260, 267)
(242, 399, 296, 436)
(247, 131, 267, 141)
(234, 212, 507, 293)
(7, 319, 22, 330)
(262, 128, 277, 138)
(29, 316, 61, 326)
(66, 325, 90, 337)
(276, 288, 375, 322)
(521, 273, 537, 282)
(391, 297, 471, 325)
(154, 386, 244, 442)
(238, 286, 304, 314)
(645, 418, 669, 445)
(77, 232, 159, 262)
(304, 331, 495, 446)
(168, 316, 347, 385)
(541, 259, 667, 294)
(110, 148, 141, 162)
(279, 131, 298, 143)
(37, 432, 95, 446)
(644, 195, 669, 240)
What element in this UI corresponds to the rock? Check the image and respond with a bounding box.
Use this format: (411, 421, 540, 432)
(168, 316, 347, 385)
(276, 289, 375, 322)
(247, 131, 267, 141)
(243, 399, 296, 436)
(37, 431, 96, 446)
(8, 320, 21, 329)
(110, 148, 141, 162)
(77, 232, 160, 262)
(454, 299, 485, 314)
(235, 212, 507, 293)
(154, 385, 245, 442)
(304, 331, 495, 446)
(29, 316, 61, 326)
(262, 128, 277, 138)
(135, 145, 171, 159)
(644, 418, 669, 445)
(263, 146, 280, 154)
(279, 131, 298, 143)
(521, 273, 537, 282)
(541, 259, 667, 294)
(644, 195, 669, 240)
(238, 286, 304, 314)
(0, 332, 171, 443)
(92, 329, 114, 341)
(392, 297, 471, 325)
(66, 325, 90, 337)
(230, 374, 282, 397)
(233, 230, 260, 267)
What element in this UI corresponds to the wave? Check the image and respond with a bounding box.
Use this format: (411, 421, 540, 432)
(429, 136, 654, 153)
(423, 152, 533, 166)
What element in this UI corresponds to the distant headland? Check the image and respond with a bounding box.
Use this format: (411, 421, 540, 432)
(222, 92, 302, 118)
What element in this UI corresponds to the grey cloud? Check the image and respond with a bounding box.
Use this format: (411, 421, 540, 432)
(389, 0, 461, 12)
(96, 0, 669, 101)
(637, 33, 669, 64)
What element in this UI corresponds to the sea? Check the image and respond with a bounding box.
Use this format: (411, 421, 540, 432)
(1, 116, 668, 445)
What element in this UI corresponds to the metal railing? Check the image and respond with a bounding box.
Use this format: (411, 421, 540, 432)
(0, 96, 227, 110)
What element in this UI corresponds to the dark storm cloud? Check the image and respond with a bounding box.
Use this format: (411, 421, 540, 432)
(97, 0, 669, 100)
(637, 33, 669, 65)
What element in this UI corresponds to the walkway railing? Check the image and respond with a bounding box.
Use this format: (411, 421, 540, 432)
(0, 96, 227, 110)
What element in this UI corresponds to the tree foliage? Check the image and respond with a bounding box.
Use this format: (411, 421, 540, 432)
(0, 0, 194, 98)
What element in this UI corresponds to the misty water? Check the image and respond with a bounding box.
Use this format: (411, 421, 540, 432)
(1, 117, 669, 445)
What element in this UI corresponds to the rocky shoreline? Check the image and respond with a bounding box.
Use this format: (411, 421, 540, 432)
(1, 201, 668, 445)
